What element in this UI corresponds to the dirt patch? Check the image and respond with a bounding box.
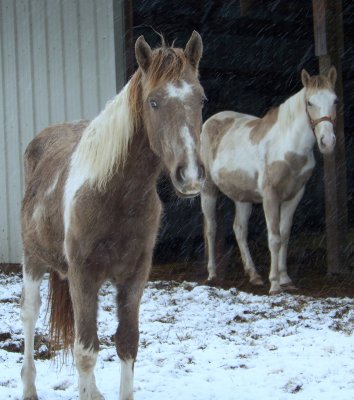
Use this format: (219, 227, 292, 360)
(3, 241, 354, 298)
(150, 243, 354, 298)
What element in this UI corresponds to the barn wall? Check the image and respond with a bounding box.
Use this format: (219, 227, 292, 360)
(0, 0, 124, 263)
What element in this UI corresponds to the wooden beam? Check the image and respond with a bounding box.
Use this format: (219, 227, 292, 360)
(123, 0, 135, 81)
(113, 0, 134, 92)
(240, 0, 257, 16)
(312, 0, 348, 274)
(312, 0, 327, 56)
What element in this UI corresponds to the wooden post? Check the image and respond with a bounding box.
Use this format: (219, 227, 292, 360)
(113, 0, 134, 92)
(123, 0, 135, 81)
(312, 0, 348, 274)
(240, 0, 257, 16)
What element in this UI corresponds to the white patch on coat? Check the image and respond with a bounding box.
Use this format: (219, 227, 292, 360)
(74, 341, 101, 399)
(166, 80, 193, 101)
(45, 172, 60, 196)
(21, 266, 43, 399)
(180, 125, 198, 181)
(32, 204, 44, 223)
(119, 358, 134, 400)
(63, 159, 91, 260)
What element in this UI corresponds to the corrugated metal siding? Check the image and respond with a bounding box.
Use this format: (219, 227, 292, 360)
(0, 0, 122, 263)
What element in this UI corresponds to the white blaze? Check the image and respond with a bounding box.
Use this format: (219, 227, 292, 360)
(166, 80, 193, 101)
(180, 125, 198, 181)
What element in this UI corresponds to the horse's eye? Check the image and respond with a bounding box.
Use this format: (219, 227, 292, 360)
(201, 97, 208, 107)
(150, 99, 158, 109)
(334, 98, 338, 105)
(307, 100, 313, 107)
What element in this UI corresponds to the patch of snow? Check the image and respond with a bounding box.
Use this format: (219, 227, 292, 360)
(0, 274, 353, 399)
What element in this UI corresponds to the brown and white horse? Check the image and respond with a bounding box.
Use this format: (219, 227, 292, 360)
(21, 32, 205, 400)
(201, 67, 337, 294)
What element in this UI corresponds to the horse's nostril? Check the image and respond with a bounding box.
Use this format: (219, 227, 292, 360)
(198, 164, 205, 181)
(320, 136, 325, 147)
(176, 166, 185, 184)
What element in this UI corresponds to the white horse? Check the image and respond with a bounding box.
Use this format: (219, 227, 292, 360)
(201, 67, 337, 294)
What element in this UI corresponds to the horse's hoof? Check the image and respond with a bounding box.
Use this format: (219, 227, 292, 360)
(92, 392, 105, 400)
(204, 277, 218, 286)
(281, 283, 298, 292)
(250, 276, 264, 286)
(269, 289, 282, 295)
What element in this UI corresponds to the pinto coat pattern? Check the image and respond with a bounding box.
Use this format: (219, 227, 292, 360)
(201, 67, 337, 294)
(21, 32, 205, 400)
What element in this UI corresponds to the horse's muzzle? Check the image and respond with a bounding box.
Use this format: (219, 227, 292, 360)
(171, 163, 205, 197)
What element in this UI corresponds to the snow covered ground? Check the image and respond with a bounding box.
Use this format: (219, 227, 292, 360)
(1, 272, 353, 400)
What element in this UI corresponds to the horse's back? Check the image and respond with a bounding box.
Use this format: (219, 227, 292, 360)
(24, 121, 88, 184)
(201, 110, 258, 168)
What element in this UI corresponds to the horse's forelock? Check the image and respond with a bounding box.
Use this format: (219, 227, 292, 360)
(307, 75, 333, 93)
(128, 46, 189, 130)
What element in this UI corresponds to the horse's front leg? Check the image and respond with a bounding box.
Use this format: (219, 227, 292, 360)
(115, 256, 150, 400)
(21, 255, 46, 400)
(263, 187, 282, 294)
(234, 201, 264, 285)
(201, 181, 219, 281)
(68, 267, 103, 400)
(279, 187, 305, 289)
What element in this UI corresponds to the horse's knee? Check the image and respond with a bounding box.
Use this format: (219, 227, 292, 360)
(74, 341, 98, 373)
(268, 234, 281, 253)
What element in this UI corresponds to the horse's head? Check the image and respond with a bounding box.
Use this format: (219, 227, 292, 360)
(133, 31, 205, 198)
(302, 67, 337, 154)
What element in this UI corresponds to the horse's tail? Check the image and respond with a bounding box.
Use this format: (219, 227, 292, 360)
(48, 271, 75, 355)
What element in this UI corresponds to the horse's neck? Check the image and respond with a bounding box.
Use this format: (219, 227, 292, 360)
(276, 88, 314, 152)
(107, 128, 161, 194)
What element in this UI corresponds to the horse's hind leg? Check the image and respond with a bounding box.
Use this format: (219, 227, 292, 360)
(279, 188, 304, 289)
(68, 268, 103, 400)
(201, 181, 219, 281)
(234, 202, 264, 286)
(21, 254, 46, 400)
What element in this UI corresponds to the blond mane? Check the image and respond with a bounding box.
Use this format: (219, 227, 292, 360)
(71, 83, 133, 190)
(276, 88, 307, 131)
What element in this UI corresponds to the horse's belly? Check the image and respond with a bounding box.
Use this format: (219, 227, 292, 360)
(214, 167, 262, 203)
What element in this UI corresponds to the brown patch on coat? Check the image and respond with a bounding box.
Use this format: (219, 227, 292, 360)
(217, 168, 262, 203)
(204, 117, 235, 159)
(265, 151, 313, 202)
(284, 152, 307, 172)
(248, 107, 279, 144)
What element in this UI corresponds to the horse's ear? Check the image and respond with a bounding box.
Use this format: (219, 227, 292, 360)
(301, 69, 311, 87)
(327, 66, 337, 87)
(135, 35, 152, 73)
(184, 31, 203, 70)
